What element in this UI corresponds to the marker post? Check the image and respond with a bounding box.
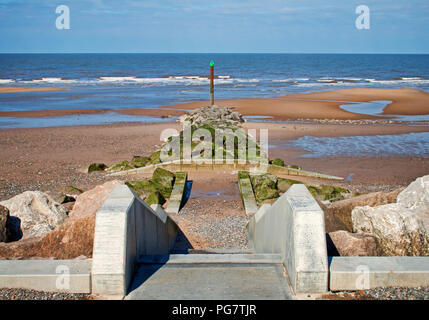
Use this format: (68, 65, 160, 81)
(210, 60, 214, 106)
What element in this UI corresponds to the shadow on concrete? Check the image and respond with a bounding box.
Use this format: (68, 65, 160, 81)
(326, 233, 340, 257)
(180, 180, 193, 210)
(171, 229, 194, 254)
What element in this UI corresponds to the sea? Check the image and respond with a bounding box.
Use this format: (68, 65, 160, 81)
(1, 53, 429, 128)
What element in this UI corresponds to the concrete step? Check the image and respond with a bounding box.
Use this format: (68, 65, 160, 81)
(137, 253, 283, 264)
(0, 259, 92, 293)
(187, 248, 254, 254)
(126, 263, 292, 300)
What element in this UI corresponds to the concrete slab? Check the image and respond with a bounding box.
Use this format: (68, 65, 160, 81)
(126, 263, 292, 300)
(238, 177, 258, 215)
(330, 256, 429, 291)
(138, 254, 283, 264)
(166, 172, 187, 214)
(0, 259, 92, 293)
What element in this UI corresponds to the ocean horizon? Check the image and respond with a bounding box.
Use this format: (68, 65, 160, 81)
(1, 53, 429, 110)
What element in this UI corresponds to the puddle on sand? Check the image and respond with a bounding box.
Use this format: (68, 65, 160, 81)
(340, 100, 391, 116)
(340, 100, 429, 122)
(346, 173, 355, 182)
(0, 112, 176, 129)
(288, 132, 429, 158)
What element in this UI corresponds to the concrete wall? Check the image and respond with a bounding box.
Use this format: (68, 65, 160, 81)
(0, 259, 91, 293)
(330, 256, 429, 291)
(91, 184, 179, 297)
(247, 184, 329, 293)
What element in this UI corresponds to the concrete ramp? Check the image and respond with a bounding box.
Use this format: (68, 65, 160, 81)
(126, 254, 292, 300)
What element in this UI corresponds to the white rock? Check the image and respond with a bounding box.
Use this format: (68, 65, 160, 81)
(397, 175, 429, 213)
(0, 191, 68, 240)
(352, 204, 429, 256)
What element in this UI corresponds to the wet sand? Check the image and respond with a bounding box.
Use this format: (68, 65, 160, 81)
(0, 86, 67, 93)
(1, 88, 429, 120)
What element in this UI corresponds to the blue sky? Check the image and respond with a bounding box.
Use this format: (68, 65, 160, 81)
(0, 0, 428, 53)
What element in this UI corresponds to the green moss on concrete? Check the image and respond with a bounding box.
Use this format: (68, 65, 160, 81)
(145, 192, 166, 206)
(277, 178, 302, 192)
(148, 150, 162, 165)
(87, 163, 107, 173)
(238, 171, 250, 180)
(307, 184, 349, 202)
(250, 173, 279, 204)
(151, 168, 175, 198)
(131, 156, 150, 168)
(270, 158, 285, 167)
(174, 172, 187, 186)
(63, 186, 83, 194)
(107, 160, 133, 172)
(125, 178, 158, 197)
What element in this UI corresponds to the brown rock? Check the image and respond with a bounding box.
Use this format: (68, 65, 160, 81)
(69, 180, 123, 220)
(326, 188, 403, 232)
(317, 200, 348, 233)
(0, 205, 9, 242)
(328, 230, 382, 256)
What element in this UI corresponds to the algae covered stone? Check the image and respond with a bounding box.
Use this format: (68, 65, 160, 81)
(145, 192, 166, 206)
(131, 156, 150, 168)
(250, 173, 279, 203)
(107, 160, 133, 172)
(152, 168, 175, 198)
(63, 186, 83, 195)
(277, 178, 301, 193)
(126, 179, 158, 198)
(148, 150, 162, 165)
(270, 158, 285, 167)
(87, 163, 107, 173)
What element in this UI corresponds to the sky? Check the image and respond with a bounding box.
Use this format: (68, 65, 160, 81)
(0, 0, 428, 53)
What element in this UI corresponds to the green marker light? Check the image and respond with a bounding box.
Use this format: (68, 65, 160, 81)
(210, 60, 214, 67)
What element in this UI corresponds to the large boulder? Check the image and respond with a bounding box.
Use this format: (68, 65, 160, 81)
(0, 180, 123, 259)
(69, 180, 123, 220)
(352, 204, 429, 256)
(326, 188, 403, 232)
(0, 191, 68, 240)
(351, 176, 429, 256)
(0, 205, 9, 242)
(328, 230, 381, 256)
(397, 175, 429, 213)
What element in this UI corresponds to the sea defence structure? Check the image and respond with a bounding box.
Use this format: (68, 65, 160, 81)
(1, 183, 429, 299)
(108, 160, 344, 180)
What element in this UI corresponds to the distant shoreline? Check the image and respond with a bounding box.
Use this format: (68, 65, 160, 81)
(1, 87, 428, 121)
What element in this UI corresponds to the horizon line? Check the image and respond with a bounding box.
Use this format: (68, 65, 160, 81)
(1, 52, 429, 55)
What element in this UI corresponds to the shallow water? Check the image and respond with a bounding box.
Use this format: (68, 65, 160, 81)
(339, 100, 429, 122)
(339, 100, 392, 116)
(288, 132, 429, 158)
(0, 112, 175, 129)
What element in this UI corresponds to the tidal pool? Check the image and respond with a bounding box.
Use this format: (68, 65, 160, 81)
(0, 112, 176, 129)
(288, 132, 429, 158)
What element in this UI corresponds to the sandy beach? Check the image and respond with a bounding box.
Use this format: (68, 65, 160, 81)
(1, 86, 429, 251)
